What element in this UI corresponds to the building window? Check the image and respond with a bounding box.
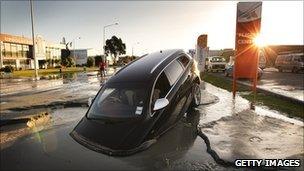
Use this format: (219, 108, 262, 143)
(4, 43, 11, 58)
(22, 45, 29, 58)
(1, 42, 4, 57)
(3, 59, 15, 65)
(17, 44, 22, 58)
(11, 44, 17, 58)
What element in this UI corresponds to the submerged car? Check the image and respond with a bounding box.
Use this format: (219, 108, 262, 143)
(225, 65, 263, 79)
(71, 49, 201, 156)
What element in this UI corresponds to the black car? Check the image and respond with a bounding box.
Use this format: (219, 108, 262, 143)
(70, 49, 201, 156)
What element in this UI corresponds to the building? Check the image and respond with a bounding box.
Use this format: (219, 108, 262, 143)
(0, 33, 65, 69)
(70, 48, 99, 66)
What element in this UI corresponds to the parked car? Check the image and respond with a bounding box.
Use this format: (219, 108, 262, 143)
(225, 65, 263, 79)
(259, 50, 267, 70)
(275, 53, 304, 73)
(71, 49, 201, 156)
(205, 56, 226, 72)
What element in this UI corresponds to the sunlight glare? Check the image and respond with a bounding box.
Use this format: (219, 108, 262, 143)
(253, 34, 266, 47)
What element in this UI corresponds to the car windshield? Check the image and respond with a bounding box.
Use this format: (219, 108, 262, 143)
(87, 84, 146, 119)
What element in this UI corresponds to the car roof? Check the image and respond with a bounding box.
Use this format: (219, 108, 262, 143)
(107, 49, 186, 84)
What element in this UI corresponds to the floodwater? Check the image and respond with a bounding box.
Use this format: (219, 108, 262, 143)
(0, 71, 303, 170)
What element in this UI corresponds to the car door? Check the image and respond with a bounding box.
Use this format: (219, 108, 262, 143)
(175, 55, 193, 113)
(150, 59, 186, 135)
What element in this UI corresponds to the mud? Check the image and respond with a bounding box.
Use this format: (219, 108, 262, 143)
(198, 83, 303, 171)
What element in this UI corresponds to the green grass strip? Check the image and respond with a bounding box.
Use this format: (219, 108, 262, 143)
(202, 73, 304, 119)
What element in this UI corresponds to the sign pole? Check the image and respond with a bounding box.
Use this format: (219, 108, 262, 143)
(196, 34, 208, 79)
(234, 2, 262, 101)
(30, 0, 38, 79)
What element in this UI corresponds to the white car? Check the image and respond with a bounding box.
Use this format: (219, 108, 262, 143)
(205, 56, 226, 72)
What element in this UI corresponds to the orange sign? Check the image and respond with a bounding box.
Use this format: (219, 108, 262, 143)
(197, 34, 207, 48)
(233, 2, 262, 96)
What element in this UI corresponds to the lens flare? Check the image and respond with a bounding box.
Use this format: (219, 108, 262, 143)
(253, 35, 266, 47)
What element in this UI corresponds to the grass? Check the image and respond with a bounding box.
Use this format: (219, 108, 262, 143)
(9, 67, 99, 78)
(202, 73, 304, 119)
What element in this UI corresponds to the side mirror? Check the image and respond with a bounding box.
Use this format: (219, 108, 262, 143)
(153, 98, 169, 111)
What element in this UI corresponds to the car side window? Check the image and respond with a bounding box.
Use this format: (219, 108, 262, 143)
(164, 60, 184, 86)
(178, 56, 190, 68)
(152, 72, 171, 108)
(151, 60, 184, 110)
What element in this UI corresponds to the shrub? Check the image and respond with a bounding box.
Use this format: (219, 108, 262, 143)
(0, 65, 14, 73)
(87, 57, 94, 67)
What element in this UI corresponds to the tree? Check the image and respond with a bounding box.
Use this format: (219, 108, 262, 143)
(46, 59, 52, 67)
(61, 56, 75, 67)
(220, 49, 235, 62)
(87, 57, 94, 67)
(94, 55, 103, 67)
(54, 59, 61, 65)
(104, 36, 126, 65)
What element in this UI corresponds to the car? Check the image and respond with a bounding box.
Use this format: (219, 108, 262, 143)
(275, 53, 304, 73)
(205, 56, 226, 72)
(259, 50, 267, 70)
(70, 49, 202, 156)
(225, 64, 263, 79)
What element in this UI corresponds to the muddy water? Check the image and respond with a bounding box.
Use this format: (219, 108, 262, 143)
(0, 71, 111, 112)
(0, 107, 229, 170)
(1, 71, 303, 170)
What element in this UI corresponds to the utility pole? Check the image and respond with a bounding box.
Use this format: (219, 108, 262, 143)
(30, 0, 38, 79)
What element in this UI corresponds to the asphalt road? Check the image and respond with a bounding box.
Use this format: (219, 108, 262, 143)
(260, 68, 304, 90)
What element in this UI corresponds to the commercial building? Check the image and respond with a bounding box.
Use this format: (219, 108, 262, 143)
(0, 33, 65, 69)
(70, 48, 99, 66)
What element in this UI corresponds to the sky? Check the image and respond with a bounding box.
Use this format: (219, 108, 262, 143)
(1, 1, 303, 56)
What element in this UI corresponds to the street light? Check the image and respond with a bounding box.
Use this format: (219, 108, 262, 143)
(72, 37, 81, 60)
(103, 22, 118, 59)
(132, 42, 140, 57)
(29, 0, 38, 79)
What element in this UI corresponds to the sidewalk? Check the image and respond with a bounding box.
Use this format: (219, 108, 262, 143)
(198, 83, 303, 168)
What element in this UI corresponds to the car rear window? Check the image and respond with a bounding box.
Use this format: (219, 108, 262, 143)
(164, 60, 184, 86)
(178, 56, 190, 67)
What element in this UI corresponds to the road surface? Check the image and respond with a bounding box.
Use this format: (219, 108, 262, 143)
(0, 72, 303, 170)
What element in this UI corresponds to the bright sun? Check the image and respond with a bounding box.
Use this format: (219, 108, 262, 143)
(253, 35, 266, 47)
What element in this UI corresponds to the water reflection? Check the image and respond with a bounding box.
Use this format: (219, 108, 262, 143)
(119, 109, 200, 169)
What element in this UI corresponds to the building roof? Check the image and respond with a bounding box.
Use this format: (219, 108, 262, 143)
(0, 33, 65, 49)
(0, 33, 32, 45)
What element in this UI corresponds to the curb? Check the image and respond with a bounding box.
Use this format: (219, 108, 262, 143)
(0, 98, 89, 127)
(0, 118, 30, 127)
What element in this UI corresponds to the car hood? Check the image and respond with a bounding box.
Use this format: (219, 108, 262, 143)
(70, 116, 155, 155)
